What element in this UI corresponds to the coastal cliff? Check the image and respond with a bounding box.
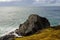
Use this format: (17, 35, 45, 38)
(0, 14, 60, 40)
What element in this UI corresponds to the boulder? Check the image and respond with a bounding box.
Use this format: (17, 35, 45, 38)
(18, 14, 50, 36)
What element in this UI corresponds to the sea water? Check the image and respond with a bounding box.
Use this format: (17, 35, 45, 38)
(0, 6, 60, 36)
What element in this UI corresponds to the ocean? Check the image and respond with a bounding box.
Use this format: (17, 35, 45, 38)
(0, 6, 60, 37)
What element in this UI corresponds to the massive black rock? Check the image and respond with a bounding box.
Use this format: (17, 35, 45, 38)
(17, 14, 50, 36)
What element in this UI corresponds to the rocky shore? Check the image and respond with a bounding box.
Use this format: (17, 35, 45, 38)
(0, 14, 59, 40)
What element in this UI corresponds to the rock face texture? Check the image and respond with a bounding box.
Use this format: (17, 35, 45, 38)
(18, 14, 50, 36)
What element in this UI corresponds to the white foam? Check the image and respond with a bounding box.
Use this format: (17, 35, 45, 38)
(0, 28, 16, 37)
(12, 32, 22, 37)
(0, 28, 22, 37)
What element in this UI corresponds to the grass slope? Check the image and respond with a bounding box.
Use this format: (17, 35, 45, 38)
(15, 27, 60, 40)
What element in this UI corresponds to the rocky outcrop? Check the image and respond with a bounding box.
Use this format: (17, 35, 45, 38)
(18, 14, 50, 36)
(0, 35, 15, 40)
(0, 29, 22, 40)
(0, 14, 50, 40)
(51, 25, 60, 30)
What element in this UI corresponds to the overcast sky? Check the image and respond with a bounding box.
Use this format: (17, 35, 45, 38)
(0, 0, 60, 6)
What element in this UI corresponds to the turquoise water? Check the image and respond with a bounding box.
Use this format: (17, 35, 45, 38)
(0, 6, 60, 36)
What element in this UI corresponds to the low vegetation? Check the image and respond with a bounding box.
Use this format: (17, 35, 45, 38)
(15, 26, 60, 40)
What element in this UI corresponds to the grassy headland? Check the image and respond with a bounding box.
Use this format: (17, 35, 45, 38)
(15, 25, 60, 40)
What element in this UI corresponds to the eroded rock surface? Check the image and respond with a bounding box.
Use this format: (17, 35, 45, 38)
(18, 14, 50, 36)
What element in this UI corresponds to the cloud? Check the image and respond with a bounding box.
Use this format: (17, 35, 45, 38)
(0, 0, 34, 6)
(34, 0, 56, 3)
(0, 0, 60, 6)
(0, 0, 22, 2)
(33, 0, 60, 6)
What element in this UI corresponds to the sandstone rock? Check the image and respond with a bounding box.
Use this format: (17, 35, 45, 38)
(18, 14, 50, 36)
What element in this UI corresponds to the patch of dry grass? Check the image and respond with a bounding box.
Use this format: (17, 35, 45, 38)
(15, 28, 60, 40)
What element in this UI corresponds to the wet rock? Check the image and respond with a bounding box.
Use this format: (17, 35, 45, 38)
(0, 29, 22, 40)
(0, 35, 15, 40)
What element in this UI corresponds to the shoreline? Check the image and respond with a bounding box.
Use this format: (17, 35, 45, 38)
(0, 28, 18, 37)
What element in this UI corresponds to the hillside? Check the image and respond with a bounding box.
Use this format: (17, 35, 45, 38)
(15, 27, 60, 40)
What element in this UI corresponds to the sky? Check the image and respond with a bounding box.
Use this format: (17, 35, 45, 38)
(0, 0, 60, 6)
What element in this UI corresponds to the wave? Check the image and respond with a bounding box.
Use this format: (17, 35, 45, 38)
(0, 28, 17, 37)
